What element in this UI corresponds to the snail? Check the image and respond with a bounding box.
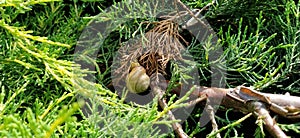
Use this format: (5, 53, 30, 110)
(126, 61, 150, 93)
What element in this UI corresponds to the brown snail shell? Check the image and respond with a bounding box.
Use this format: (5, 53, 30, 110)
(126, 62, 150, 93)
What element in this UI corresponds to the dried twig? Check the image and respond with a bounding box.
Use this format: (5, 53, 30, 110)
(206, 101, 221, 138)
(207, 113, 253, 138)
(150, 75, 188, 138)
(191, 86, 300, 137)
(248, 101, 287, 138)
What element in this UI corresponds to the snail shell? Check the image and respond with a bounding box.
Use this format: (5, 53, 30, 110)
(126, 62, 150, 93)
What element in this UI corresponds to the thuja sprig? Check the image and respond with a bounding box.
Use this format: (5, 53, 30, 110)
(0, 0, 61, 13)
(0, 21, 70, 48)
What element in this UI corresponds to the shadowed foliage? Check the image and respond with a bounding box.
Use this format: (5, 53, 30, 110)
(0, 0, 299, 137)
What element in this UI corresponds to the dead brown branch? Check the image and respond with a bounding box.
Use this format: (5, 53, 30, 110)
(189, 86, 300, 137)
(248, 101, 287, 138)
(148, 79, 300, 137)
(150, 74, 189, 138)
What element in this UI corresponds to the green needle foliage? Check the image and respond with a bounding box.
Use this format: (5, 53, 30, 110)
(0, 0, 299, 137)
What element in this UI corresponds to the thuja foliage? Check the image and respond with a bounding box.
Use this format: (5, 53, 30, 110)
(186, 0, 300, 91)
(0, 1, 188, 137)
(0, 0, 299, 138)
(185, 0, 300, 137)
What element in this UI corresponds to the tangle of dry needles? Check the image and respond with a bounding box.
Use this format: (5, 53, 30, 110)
(113, 19, 188, 86)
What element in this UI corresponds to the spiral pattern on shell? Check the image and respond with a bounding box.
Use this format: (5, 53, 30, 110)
(126, 65, 150, 93)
